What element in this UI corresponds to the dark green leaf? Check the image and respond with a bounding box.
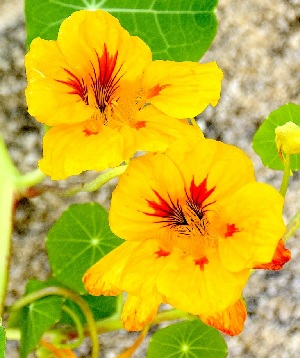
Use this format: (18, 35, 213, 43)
(25, 0, 218, 60)
(60, 295, 119, 326)
(0, 322, 5, 358)
(20, 280, 63, 358)
(46, 203, 123, 294)
(147, 319, 227, 358)
(252, 103, 300, 170)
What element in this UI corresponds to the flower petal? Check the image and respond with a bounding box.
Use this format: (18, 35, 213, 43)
(109, 152, 186, 241)
(122, 294, 160, 331)
(39, 122, 128, 179)
(218, 182, 286, 272)
(254, 239, 291, 270)
(133, 105, 201, 152)
(200, 298, 247, 336)
(83, 241, 140, 296)
(25, 38, 95, 126)
(157, 249, 249, 316)
(144, 60, 223, 118)
(166, 137, 256, 203)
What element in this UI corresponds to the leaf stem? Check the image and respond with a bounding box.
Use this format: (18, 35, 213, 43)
(62, 165, 128, 196)
(14, 168, 46, 192)
(284, 209, 300, 242)
(10, 287, 99, 358)
(58, 305, 84, 349)
(280, 154, 291, 197)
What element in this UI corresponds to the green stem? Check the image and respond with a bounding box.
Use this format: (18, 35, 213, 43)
(280, 154, 291, 197)
(284, 209, 300, 242)
(63, 165, 128, 196)
(14, 168, 46, 191)
(10, 287, 99, 358)
(57, 305, 84, 349)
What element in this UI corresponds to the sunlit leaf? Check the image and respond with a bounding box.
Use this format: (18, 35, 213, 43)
(46, 203, 123, 294)
(147, 319, 227, 358)
(25, 0, 218, 60)
(20, 280, 63, 358)
(252, 103, 300, 170)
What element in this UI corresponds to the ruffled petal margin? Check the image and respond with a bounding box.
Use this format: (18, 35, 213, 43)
(200, 298, 247, 336)
(144, 60, 223, 118)
(254, 239, 291, 270)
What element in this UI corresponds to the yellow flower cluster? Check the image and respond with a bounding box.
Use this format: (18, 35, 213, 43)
(25, 10, 290, 335)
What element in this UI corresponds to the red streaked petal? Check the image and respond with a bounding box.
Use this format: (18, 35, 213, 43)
(254, 239, 291, 270)
(200, 298, 247, 336)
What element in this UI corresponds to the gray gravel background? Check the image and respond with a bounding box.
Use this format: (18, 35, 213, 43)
(1, 0, 300, 357)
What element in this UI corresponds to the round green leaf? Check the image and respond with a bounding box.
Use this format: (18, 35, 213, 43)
(147, 319, 228, 358)
(25, 0, 218, 61)
(252, 103, 300, 170)
(46, 203, 123, 294)
(20, 280, 63, 358)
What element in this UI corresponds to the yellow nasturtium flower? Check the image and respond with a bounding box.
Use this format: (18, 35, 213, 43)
(25, 10, 223, 180)
(83, 134, 290, 335)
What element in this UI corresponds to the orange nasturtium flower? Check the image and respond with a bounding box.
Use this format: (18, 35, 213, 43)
(25, 10, 223, 180)
(83, 134, 290, 335)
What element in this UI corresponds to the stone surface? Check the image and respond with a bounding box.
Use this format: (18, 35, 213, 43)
(1, 0, 300, 357)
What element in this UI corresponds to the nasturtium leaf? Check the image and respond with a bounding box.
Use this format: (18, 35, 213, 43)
(25, 0, 218, 61)
(20, 280, 63, 358)
(46, 203, 123, 294)
(60, 294, 119, 326)
(252, 103, 300, 171)
(0, 320, 5, 358)
(147, 319, 227, 358)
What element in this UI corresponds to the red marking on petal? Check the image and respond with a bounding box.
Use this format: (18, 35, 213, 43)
(134, 121, 146, 129)
(145, 190, 174, 218)
(254, 239, 291, 270)
(92, 44, 122, 112)
(194, 256, 209, 271)
(155, 248, 170, 258)
(144, 190, 187, 227)
(147, 83, 171, 99)
(56, 68, 89, 104)
(83, 128, 98, 136)
(225, 224, 240, 238)
(190, 176, 216, 208)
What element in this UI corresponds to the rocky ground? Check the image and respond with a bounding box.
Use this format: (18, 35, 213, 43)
(1, 0, 300, 357)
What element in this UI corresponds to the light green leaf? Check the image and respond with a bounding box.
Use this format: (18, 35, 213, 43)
(147, 319, 227, 358)
(25, 0, 218, 60)
(20, 280, 63, 358)
(252, 103, 300, 171)
(46, 203, 123, 294)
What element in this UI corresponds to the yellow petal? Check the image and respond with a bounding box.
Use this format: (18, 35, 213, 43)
(166, 137, 255, 204)
(218, 182, 286, 272)
(25, 38, 95, 126)
(39, 122, 126, 180)
(157, 249, 249, 316)
(200, 298, 247, 336)
(122, 294, 160, 331)
(133, 105, 200, 152)
(144, 60, 223, 118)
(83, 241, 140, 296)
(109, 152, 186, 241)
